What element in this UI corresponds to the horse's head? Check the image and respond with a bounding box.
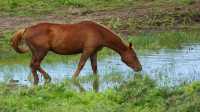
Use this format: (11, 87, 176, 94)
(121, 43, 142, 72)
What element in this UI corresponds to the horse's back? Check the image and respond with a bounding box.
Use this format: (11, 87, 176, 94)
(24, 21, 104, 54)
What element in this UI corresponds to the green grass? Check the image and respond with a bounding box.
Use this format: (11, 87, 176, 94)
(0, 75, 199, 112)
(0, 0, 197, 16)
(116, 75, 200, 112)
(128, 31, 200, 50)
(103, 10, 200, 32)
(0, 1, 199, 111)
(0, 0, 134, 16)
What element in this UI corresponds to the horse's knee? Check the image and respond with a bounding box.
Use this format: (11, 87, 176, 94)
(93, 67, 98, 74)
(30, 62, 40, 69)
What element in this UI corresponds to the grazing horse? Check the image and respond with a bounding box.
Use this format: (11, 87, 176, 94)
(11, 21, 142, 85)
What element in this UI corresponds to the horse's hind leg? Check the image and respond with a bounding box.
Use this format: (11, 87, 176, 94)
(30, 56, 39, 85)
(30, 49, 50, 85)
(38, 67, 51, 84)
(90, 52, 98, 74)
(35, 50, 51, 84)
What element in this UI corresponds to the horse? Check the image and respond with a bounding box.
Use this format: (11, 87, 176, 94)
(11, 21, 142, 85)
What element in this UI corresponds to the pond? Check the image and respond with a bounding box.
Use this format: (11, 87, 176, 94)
(0, 43, 200, 89)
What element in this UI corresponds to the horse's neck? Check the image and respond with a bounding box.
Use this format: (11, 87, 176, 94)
(104, 36, 127, 55)
(95, 22, 127, 55)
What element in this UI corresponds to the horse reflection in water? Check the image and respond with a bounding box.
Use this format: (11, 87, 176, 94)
(73, 75, 100, 92)
(11, 21, 142, 85)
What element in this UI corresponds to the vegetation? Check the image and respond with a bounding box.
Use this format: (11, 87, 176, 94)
(0, 75, 199, 112)
(0, 0, 137, 16)
(0, 0, 197, 16)
(128, 31, 200, 50)
(0, 0, 200, 112)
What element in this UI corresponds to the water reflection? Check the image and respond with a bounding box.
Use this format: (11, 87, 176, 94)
(73, 75, 99, 92)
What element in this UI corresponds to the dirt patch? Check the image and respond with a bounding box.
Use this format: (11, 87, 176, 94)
(0, 2, 200, 35)
(0, 7, 135, 33)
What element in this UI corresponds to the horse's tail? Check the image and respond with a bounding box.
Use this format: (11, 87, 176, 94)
(11, 28, 29, 53)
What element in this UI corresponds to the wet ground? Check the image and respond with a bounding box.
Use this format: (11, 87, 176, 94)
(0, 43, 200, 89)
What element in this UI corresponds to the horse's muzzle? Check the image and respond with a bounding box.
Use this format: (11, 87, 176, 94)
(135, 66, 142, 72)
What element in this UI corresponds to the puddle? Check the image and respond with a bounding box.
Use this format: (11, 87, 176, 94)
(0, 43, 200, 88)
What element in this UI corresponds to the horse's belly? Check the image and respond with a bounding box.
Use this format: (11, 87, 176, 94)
(50, 36, 84, 55)
(51, 46, 83, 55)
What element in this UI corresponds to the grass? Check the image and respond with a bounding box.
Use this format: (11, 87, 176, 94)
(116, 75, 200, 112)
(0, 75, 199, 112)
(0, 1, 199, 111)
(103, 10, 200, 33)
(0, 0, 133, 16)
(0, 0, 198, 16)
(128, 31, 200, 50)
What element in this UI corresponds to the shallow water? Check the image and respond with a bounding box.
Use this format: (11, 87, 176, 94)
(0, 43, 200, 88)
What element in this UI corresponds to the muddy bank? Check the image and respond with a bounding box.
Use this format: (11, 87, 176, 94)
(0, 1, 200, 35)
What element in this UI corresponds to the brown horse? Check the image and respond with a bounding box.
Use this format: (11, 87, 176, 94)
(11, 21, 142, 85)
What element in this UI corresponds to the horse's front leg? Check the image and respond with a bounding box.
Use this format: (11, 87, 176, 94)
(72, 48, 95, 80)
(90, 52, 98, 74)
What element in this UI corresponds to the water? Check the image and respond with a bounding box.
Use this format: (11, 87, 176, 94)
(0, 43, 200, 88)
(141, 43, 200, 86)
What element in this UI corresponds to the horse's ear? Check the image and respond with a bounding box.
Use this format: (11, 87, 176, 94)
(129, 43, 132, 48)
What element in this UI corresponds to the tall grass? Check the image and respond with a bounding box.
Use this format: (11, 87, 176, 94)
(0, 0, 197, 16)
(0, 75, 199, 112)
(128, 31, 200, 50)
(0, 0, 132, 16)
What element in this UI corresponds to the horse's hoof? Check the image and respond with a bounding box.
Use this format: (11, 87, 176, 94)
(45, 78, 51, 84)
(33, 82, 39, 86)
(72, 76, 77, 81)
(48, 77, 52, 82)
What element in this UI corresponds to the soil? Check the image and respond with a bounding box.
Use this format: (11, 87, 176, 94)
(0, 1, 200, 36)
